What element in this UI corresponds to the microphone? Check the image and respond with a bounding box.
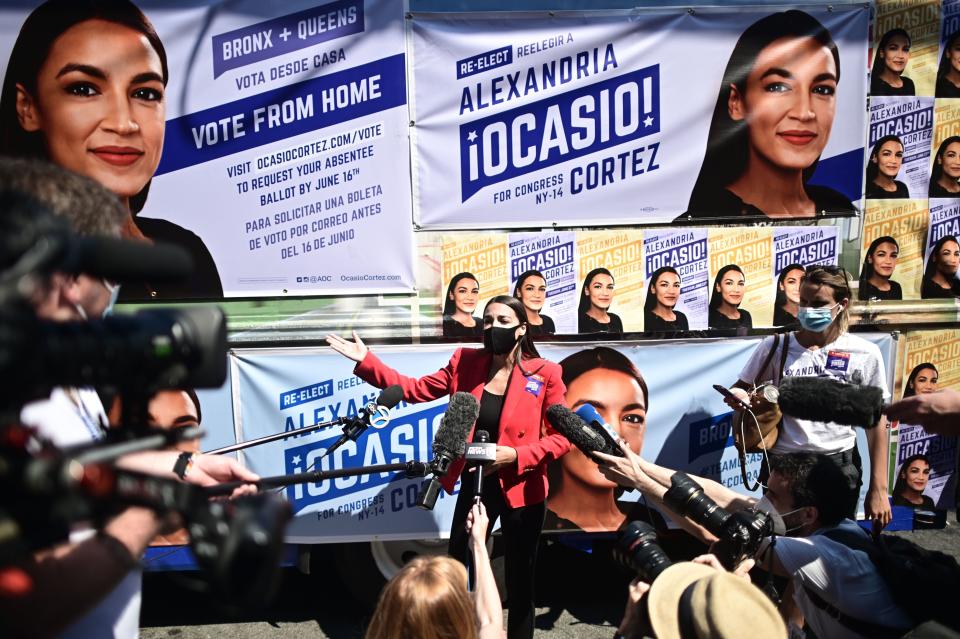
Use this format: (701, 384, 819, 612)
(65, 236, 194, 283)
(777, 376, 883, 429)
(546, 404, 623, 458)
(417, 392, 479, 510)
(574, 404, 625, 457)
(465, 430, 497, 504)
(325, 385, 404, 454)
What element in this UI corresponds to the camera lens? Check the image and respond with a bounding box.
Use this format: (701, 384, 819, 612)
(664, 472, 732, 535)
(613, 520, 672, 582)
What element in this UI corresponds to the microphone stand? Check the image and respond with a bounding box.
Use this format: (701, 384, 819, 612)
(204, 459, 431, 497)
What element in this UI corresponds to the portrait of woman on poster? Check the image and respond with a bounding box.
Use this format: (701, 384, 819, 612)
(871, 29, 915, 96)
(442, 272, 483, 338)
(865, 136, 909, 199)
(577, 268, 623, 334)
(708, 264, 753, 330)
(773, 263, 805, 327)
(643, 266, 689, 332)
(681, 10, 853, 222)
(858, 236, 902, 301)
(936, 31, 960, 98)
(920, 235, 960, 298)
(0, 0, 223, 300)
(544, 347, 650, 532)
(928, 137, 960, 198)
(513, 269, 555, 336)
(892, 454, 936, 510)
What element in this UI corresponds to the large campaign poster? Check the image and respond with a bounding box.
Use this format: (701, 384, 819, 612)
(229, 334, 893, 541)
(410, 7, 869, 228)
(892, 330, 959, 509)
(0, 1, 416, 298)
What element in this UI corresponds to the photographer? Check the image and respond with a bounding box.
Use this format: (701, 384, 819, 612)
(0, 159, 258, 639)
(596, 446, 913, 638)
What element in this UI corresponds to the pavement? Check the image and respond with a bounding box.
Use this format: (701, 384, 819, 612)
(140, 512, 960, 639)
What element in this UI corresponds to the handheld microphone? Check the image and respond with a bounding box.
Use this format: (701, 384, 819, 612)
(546, 404, 623, 458)
(326, 385, 404, 454)
(465, 430, 497, 504)
(777, 376, 883, 429)
(417, 392, 479, 510)
(574, 404, 625, 457)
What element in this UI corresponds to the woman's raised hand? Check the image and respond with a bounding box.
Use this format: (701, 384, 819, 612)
(325, 330, 369, 363)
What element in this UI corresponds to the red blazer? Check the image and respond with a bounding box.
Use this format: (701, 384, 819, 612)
(354, 348, 570, 508)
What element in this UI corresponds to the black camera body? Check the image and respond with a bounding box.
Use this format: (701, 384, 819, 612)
(663, 472, 773, 569)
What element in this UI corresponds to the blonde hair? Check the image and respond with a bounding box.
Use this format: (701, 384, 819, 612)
(364, 556, 478, 639)
(802, 265, 851, 333)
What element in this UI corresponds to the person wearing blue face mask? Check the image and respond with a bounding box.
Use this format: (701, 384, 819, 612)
(720, 266, 892, 529)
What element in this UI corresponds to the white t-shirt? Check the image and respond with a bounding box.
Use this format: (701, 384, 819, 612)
(20, 388, 142, 639)
(774, 519, 913, 639)
(737, 332, 890, 453)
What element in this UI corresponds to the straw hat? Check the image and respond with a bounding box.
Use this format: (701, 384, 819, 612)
(647, 562, 786, 639)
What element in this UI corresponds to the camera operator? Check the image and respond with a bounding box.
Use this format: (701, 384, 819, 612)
(0, 159, 258, 639)
(596, 445, 913, 638)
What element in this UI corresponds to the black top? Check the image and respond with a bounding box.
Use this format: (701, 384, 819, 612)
(870, 75, 915, 96)
(443, 316, 483, 338)
(772, 305, 798, 328)
(921, 277, 960, 299)
(708, 307, 753, 330)
(865, 180, 910, 200)
(678, 184, 855, 222)
(858, 279, 902, 301)
(527, 315, 556, 336)
(936, 75, 960, 98)
(892, 493, 936, 509)
(578, 312, 623, 334)
(118, 217, 223, 301)
(476, 390, 504, 443)
(929, 182, 960, 199)
(644, 310, 689, 332)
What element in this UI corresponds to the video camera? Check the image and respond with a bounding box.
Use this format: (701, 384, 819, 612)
(663, 472, 773, 570)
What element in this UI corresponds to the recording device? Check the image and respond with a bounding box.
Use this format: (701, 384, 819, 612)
(613, 520, 673, 582)
(663, 472, 773, 570)
(546, 404, 624, 458)
(778, 376, 884, 428)
(465, 430, 497, 504)
(712, 384, 751, 411)
(574, 403, 625, 456)
(321, 385, 404, 456)
(417, 392, 479, 510)
(1, 424, 290, 608)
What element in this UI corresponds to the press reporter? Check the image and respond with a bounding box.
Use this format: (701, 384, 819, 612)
(596, 445, 912, 638)
(327, 295, 569, 639)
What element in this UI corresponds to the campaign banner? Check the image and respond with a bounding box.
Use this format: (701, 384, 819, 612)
(867, 97, 933, 198)
(643, 229, 709, 330)
(508, 232, 577, 334)
(409, 7, 868, 228)
(0, 1, 416, 297)
(862, 200, 929, 299)
(772, 227, 841, 274)
(707, 228, 774, 328)
(893, 329, 960, 508)
(228, 334, 893, 541)
(875, 0, 941, 96)
(575, 230, 645, 333)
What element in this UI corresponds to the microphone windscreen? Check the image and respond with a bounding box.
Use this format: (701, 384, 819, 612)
(778, 376, 883, 428)
(65, 236, 194, 283)
(546, 404, 611, 456)
(377, 385, 404, 409)
(433, 391, 479, 459)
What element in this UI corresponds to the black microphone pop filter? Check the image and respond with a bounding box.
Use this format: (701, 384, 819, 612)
(778, 376, 883, 429)
(433, 391, 479, 461)
(377, 385, 404, 410)
(546, 404, 618, 457)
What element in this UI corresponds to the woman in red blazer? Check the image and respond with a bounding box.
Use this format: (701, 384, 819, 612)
(327, 295, 570, 639)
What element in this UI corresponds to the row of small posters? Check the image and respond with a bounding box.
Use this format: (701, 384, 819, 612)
(440, 211, 958, 333)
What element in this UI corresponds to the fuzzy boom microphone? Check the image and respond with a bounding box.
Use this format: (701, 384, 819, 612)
(778, 376, 884, 429)
(416, 392, 479, 510)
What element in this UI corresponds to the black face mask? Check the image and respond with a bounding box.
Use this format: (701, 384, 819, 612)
(483, 325, 520, 354)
